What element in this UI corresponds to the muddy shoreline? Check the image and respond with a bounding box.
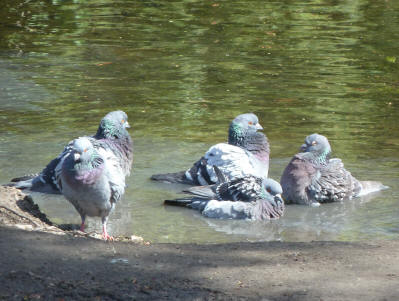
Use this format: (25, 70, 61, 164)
(0, 186, 398, 300)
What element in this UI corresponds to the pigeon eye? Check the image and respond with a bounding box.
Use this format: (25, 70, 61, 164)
(266, 187, 271, 193)
(121, 119, 125, 124)
(312, 141, 317, 146)
(248, 121, 253, 125)
(83, 148, 88, 153)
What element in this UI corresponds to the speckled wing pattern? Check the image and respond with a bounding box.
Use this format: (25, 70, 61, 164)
(215, 175, 263, 202)
(43, 139, 78, 191)
(307, 158, 361, 203)
(11, 137, 92, 193)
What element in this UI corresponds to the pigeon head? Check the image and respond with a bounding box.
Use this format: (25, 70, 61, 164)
(71, 137, 96, 164)
(95, 110, 130, 139)
(68, 137, 104, 185)
(262, 178, 284, 207)
(255, 178, 284, 219)
(300, 133, 331, 162)
(228, 113, 263, 145)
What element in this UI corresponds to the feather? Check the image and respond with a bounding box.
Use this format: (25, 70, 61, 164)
(58, 137, 127, 240)
(9, 111, 133, 195)
(151, 113, 269, 185)
(165, 174, 284, 220)
(281, 134, 387, 205)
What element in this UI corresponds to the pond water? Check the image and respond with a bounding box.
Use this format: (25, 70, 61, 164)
(0, 0, 398, 243)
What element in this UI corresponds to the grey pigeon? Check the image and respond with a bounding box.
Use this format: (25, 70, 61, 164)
(165, 167, 284, 220)
(56, 137, 125, 240)
(151, 113, 270, 185)
(280, 133, 387, 206)
(10, 111, 133, 194)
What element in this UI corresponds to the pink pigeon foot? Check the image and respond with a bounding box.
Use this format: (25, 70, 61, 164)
(102, 225, 114, 241)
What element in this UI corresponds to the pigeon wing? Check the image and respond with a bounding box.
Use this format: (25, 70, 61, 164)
(185, 143, 266, 186)
(308, 158, 361, 202)
(97, 147, 126, 204)
(216, 176, 263, 202)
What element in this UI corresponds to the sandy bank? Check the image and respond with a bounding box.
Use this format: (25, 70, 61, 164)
(0, 186, 398, 300)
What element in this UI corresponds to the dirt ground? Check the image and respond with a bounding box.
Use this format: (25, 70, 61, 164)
(0, 186, 398, 301)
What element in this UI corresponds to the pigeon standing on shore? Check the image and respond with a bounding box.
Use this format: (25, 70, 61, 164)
(10, 111, 133, 194)
(56, 137, 125, 240)
(151, 113, 270, 185)
(165, 167, 284, 220)
(280, 133, 387, 206)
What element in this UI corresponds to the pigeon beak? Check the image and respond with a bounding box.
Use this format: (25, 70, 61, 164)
(256, 123, 263, 131)
(74, 153, 81, 162)
(275, 194, 284, 206)
(125, 121, 131, 129)
(300, 144, 307, 152)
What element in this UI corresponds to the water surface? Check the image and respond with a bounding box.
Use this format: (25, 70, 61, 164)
(0, 0, 398, 243)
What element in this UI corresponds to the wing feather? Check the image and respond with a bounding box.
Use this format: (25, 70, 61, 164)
(307, 158, 361, 202)
(185, 143, 267, 185)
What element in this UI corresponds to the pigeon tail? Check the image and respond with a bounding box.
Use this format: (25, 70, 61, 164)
(182, 185, 215, 199)
(9, 179, 32, 189)
(150, 171, 192, 184)
(358, 181, 389, 196)
(7, 177, 61, 194)
(11, 174, 38, 182)
(164, 198, 209, 211)
(164, 198, 195, 207)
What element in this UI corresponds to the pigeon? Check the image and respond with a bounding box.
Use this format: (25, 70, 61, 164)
(280, 133, 387, 206)
(165, 167, 284, 220)
(151, 113, 270, 185)
(10, 110, 133, 194)
(56, 137, 125, 240)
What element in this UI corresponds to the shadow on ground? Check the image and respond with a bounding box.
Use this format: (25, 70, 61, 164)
(1, 226, 398, 301)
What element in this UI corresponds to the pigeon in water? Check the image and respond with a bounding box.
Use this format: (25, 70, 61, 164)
(280, 133, 387, 206)
(56, 137, 125, 240)
(151, 113, 270, 185)
(10, 111, 133, 194)
(165, 167, 284, 220)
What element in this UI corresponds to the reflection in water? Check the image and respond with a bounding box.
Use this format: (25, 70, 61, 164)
(197, 190, 390, 242)
(0, 0, 398, 243)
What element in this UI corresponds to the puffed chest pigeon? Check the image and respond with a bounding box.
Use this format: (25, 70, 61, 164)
(165, 167, 284, 220)
(10, 110, 133, 194)
(56, 137, 125, 240)
(151, 113, 270, 185)
(280, 133, 387, 206)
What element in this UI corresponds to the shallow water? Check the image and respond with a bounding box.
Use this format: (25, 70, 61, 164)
(0, 0, 398, 243)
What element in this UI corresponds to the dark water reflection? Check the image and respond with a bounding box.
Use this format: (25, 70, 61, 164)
(0, 0, 398, 243)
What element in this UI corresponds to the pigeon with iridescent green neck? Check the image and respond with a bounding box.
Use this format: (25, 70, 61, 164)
(280, 133, 387, 206)
(56, 137, 125, 240)
(151, 113, 269, 185)
(10, 111, 133, 194)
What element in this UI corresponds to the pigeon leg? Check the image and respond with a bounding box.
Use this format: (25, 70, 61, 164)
(101, 216, 113, 241)
(80, 215, 86, 232)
